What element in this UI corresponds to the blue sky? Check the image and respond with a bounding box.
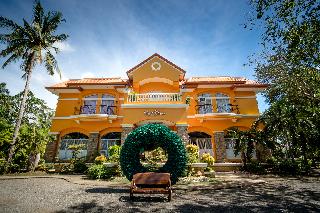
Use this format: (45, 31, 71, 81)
(0, 0, 268, 111)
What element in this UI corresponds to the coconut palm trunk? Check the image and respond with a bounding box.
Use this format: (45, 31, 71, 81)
(0, 1, 68, 172)
(7, 62, 34, 165)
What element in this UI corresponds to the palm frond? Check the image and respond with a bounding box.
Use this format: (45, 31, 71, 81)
(44, 50, 60, 77)
(33, 1, 44, 27)
(2, 53, 21, 68)
(22, 19, 37, 43)
(42, 11, 65, 35)
(0, 42, 26, 58)
(0, 17, 19, 30)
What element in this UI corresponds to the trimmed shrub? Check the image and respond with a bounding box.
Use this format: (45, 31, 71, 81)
(200, 153, 215, 165)
(108, 145, 121, 163)
(186, 144, 199, 164)
(87, 164, 120, 179)
(73, 160, 88, 173)
(244, 161, 267, 174)
(95, 155, 107, 165)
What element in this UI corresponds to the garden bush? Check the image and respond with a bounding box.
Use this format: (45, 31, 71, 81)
(243, 161, 267, 174)
(0, 159, 6, 175)
(73, 160, 88, 173)
(87, 164, 120, 179)
(108, 145, 121, 163)
(200, 153, 215, 165)
(186, 144, 199, 164)
(143, 147, 167, 165)
(95, 155, 107, 164)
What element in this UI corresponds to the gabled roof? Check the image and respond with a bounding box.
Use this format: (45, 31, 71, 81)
(184, 76, 268, 88)
(46, 77, 128, 89)
(126, 53, 186, 80)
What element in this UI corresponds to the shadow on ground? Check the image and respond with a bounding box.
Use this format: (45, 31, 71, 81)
(58, 179, 320, 213)
(85, 187, 128, 194)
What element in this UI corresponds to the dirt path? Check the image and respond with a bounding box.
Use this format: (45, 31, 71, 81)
(0, 174, 319, 212)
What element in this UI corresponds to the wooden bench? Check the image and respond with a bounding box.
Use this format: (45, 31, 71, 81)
(130, 172, 172, 201)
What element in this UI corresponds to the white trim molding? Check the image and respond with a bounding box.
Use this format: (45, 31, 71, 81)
(197, 85, 232, 89)
(180, 88, 195, 93)
(52, 117, 70, 120)
(121, 124, 134, 128)
(139, 77, 173, 86)
(234, 96, 256, 99)
(58, 98, 79, 101)
(49, 132, 60, 135)
(52, 115, 124, 120)
(175, 123, 189, 127)
(187, 113, 260, 119)
(234, 87, 265, 92)
(121, 104, 189, 109)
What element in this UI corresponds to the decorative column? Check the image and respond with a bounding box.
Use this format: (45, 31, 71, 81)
(87, 132, 100, 161)
(121, 124, 134, 144)
(44, 133, 60, 162)
(176, 124, 189, 145)
(214, 131, 226, 163)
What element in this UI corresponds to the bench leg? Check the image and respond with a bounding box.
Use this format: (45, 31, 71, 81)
(130, 189, 133, 200)
(168, 189, 172, 202)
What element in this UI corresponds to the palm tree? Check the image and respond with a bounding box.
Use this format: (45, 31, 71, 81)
(0, 1, 68, 165)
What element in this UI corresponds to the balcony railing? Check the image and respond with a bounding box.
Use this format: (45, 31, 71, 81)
(127, 93, 182, 103)
(80, 105, 96, 114)
(100, 105, 116, 115)
(195, 103, 240, 114)
(79, 105, 117, 115)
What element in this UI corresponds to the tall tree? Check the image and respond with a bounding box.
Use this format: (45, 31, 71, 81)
(248, 0, 320, 166)
(0, 1, 68, 165)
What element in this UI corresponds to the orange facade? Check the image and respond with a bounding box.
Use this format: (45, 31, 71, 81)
(45, 53, 267, 162)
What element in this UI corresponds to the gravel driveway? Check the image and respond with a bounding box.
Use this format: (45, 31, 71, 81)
(0, 175, 319, 213)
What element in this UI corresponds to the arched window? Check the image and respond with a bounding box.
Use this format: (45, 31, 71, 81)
(101, 94, 116, 115)
(81, 94, 98, 114)
(100, 132, 121, 156)
(216, 93, 231, 113)
(59, 132, 89, 160)
(188, 132, 214, 157)
(197, 93, 212, 114)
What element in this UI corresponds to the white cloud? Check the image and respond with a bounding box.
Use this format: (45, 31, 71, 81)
(53, 42, 75, 52)
(81, 72, 95, 78)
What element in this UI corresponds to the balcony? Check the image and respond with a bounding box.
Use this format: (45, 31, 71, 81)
(79, 105, 117, 115)
(71, 104, 121, 122)
(195, 103, 240, 114)
(127, 93, 182, 103)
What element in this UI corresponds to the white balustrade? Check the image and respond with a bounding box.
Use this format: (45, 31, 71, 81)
(127, 93, 182, 103)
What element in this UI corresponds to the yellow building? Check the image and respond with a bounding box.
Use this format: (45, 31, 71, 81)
(44, 53, 267, 162)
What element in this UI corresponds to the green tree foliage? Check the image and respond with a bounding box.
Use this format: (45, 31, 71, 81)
(0, 83, 53, 173)
(0, 1, 68, 164)
(225, 127, 258, 169)
(108, 145, 121, 163)
(249, 0, 320, 167)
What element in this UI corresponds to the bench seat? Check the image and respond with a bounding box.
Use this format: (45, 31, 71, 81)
(130, 172, 172, 201)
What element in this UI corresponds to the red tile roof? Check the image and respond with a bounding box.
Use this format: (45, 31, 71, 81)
(184, 76, 267, 88)
(46, 78, 128, 89)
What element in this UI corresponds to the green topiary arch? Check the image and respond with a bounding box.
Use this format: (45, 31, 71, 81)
(120, 123, 187, 184)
